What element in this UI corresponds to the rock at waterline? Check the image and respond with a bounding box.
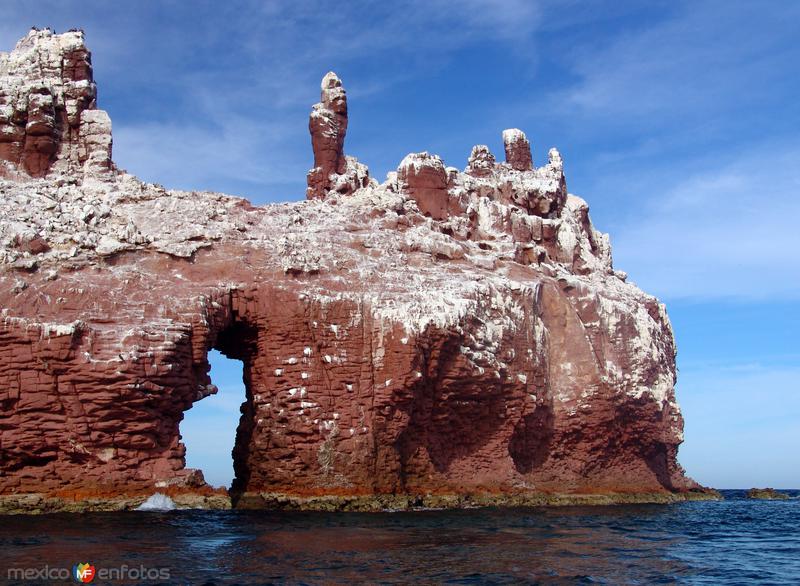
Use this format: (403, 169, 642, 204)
(746, 488, 790, 500)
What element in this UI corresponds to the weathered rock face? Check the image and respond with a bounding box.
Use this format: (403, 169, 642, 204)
(466, 144, 496, 178)
(503, 128, 532, 172)
(0, 31, 701, 510)
(0, 29, 113, 181)
(397, 152, 449, 220)
(306, 72, 371, 199)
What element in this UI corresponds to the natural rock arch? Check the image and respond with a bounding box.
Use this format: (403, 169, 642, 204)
(195, 317, 260, 494)
(0, 30, 704, 511)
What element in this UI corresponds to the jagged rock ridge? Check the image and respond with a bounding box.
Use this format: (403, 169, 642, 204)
(0, 30, 702, 511)
(0, 29, 112, 181)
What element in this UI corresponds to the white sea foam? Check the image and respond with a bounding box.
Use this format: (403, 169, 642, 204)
(135, 493, 176, 511)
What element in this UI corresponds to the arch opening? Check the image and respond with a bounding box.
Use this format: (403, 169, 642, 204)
(180, 349, 245, 489)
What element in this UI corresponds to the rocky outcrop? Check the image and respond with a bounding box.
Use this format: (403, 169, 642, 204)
(306, 72, 371, 199)
(746, 488, 790, 500)
(0, 28, 113, 181)
(466, 144, 496, 178)
(396, 152, 449, 220)
(0, 31, 706, 512)
(503, 128, 532, 171)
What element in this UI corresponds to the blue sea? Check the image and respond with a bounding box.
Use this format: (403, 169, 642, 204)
(1, 490, 798, 585)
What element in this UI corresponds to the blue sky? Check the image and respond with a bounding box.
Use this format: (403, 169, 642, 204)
(4, 1, 797, 489)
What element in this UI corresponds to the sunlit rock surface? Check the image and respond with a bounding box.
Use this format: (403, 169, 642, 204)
(0, 30, 704, 511)
(306, 71, 371, 199)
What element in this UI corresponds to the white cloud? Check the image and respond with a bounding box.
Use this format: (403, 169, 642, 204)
(559, 2, 800, 125)
(611, 145, 800, 300)
(93, 1, 543, 197)
(420, 0, 541, 40)
(113, 118, 301, 194)
(0, 1, 545, 200)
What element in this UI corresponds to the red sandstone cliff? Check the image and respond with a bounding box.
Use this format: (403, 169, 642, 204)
(0, 30, 703, 511)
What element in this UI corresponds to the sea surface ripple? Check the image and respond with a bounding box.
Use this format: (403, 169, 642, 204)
(1, 490, 798, 584)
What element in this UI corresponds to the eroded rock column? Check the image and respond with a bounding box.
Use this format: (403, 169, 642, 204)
(502, 128, 532, 171)
(306, 72, 370, 199)
(466, 145, 496, 177)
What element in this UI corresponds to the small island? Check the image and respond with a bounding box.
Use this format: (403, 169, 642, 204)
(746, 488, 790, 500)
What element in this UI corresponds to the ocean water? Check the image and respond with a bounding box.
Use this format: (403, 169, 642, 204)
(1, 490, 798, 585)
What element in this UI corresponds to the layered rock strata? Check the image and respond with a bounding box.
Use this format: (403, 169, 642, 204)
(0, 31, 706, 512)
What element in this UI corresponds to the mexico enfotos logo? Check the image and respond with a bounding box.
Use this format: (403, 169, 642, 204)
(72, 562, 96, 583)
(6, 562, 170, 582)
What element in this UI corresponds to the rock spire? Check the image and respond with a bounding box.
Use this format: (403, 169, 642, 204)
(306, 72, 370, 199)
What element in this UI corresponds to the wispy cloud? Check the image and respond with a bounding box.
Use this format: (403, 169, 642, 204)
(113, 116, 301, 193)
(611, 143, 800, 301)
(1, 1, 545, 200)
(558, 1, 800, 127)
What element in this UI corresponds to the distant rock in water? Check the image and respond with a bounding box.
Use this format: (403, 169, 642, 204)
(136, 493, 177, 511)
(0, 29, 712, 512)
(746, 488, 790, 500)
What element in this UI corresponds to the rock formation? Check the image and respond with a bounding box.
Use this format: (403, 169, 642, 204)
(306, 72, 371, 199)
(746, 488, 790, 500)
(0, 30, 706, 512)
(396, 152, 449, 220)
(466, 144, 497, 177)
(503, 128, 532, 171)
(0, 29, 113, 181)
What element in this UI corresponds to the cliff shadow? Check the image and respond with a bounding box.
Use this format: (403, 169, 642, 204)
(395, 329, 512, 482)
(508, 404, 555, 474)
